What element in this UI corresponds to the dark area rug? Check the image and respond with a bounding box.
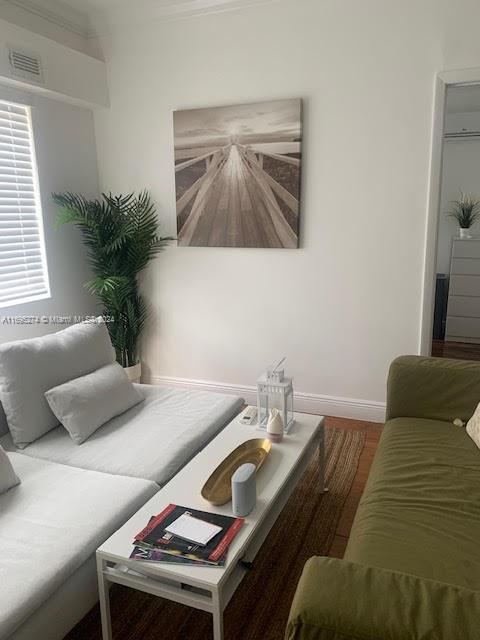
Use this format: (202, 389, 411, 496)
(66, 426, 365, 640)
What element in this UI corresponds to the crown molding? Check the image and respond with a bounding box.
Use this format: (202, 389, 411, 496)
(146, 0, 277, 19)
(3, 0, 280, 39)
(4, 0, 90, 37)
(88, 0, 281, 38)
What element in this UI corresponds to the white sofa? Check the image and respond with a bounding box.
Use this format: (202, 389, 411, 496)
(0, 324, 243, 640)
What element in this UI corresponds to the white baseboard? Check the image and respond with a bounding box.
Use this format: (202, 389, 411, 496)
(145, 375, 386, 423)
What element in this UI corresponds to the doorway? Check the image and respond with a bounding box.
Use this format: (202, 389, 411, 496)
(423, 73, 480, 361)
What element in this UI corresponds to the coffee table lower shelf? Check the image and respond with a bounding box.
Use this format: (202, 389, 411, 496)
(96, 413, 326, 640)
(97, 559, 248, 640)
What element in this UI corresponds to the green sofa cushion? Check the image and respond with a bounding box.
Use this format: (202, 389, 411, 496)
(387, 355, 480, 423)
(286, 557, 480, 640)
(345, 417, 480, 590)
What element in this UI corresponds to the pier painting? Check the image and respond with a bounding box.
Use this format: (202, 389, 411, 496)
(173, 99, 302, 248)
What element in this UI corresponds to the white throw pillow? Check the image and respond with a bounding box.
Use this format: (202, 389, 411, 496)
(0, 319, 115, 448)
(45, 362, 144, 445)
(0, 445, 20, 495)
(466, 402, 480, 450)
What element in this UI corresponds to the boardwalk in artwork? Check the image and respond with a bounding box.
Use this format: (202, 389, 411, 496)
(173, 100, 301, 248)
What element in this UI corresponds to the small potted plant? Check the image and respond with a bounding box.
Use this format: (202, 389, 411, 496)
(447, 192, 480, 239)
(53, 191, 173, 381)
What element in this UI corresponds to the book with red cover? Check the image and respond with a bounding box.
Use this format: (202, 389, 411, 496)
(134, 504, 244, 564)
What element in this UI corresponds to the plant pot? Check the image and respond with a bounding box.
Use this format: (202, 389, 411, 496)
(459, 227, 471, 239)
(124, 362, 141, 383)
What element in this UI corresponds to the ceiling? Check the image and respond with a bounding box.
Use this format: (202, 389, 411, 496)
(446, 84, 480, 114)
(4, 0, 279, 36)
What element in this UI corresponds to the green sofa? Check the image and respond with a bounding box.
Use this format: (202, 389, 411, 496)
(286, 356, 480, 640)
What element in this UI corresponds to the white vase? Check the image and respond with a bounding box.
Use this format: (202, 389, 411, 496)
(124, 362, 141, 383)
(266, 408, 284, 442)
(459, 227, 470, 239)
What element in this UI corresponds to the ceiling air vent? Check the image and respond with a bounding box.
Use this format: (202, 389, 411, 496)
(8, 49, 43, 83)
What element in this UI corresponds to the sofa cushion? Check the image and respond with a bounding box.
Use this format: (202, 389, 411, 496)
(0, 320, 115, 448)
(0, 445, 20, 495)
(1, 384, 243, 486)
(286, 557, 480, 640)
(387, 356, 480, 423)
(45, 362, 144, 445)
(345, 417, 480, 590)
(0, 452, 158, 639)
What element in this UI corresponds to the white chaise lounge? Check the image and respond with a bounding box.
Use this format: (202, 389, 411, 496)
(0, 453, 158, 640)
(0, 321, 243, 639)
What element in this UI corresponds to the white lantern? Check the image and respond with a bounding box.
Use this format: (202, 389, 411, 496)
(257, 369, 294, 434)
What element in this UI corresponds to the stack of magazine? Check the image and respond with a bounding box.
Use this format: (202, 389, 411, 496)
(130, 504, 244, 567)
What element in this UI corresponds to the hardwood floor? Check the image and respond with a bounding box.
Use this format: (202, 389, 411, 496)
(432, 339, 480, 361)
(325, 416, 383, 557)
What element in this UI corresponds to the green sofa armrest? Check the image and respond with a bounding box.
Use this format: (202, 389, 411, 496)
(386, 355, 480, 423)
(286, 557, 480, 640)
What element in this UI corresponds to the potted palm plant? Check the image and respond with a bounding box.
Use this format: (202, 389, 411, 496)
(53, 191, 173, 381)
(447, 192, 480, 239)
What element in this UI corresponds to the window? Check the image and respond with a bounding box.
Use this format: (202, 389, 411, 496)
(0, 100, 50, 308)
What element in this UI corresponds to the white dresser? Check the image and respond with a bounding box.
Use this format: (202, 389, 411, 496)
(445, 238, 480, 343)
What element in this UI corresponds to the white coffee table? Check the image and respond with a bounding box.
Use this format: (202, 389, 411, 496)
(96, 408, 325, 640)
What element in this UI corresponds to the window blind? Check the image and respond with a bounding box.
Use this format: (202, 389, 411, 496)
(0, 100, 50, 308)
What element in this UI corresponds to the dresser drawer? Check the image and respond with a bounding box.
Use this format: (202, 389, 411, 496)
(452, 239, 480, 259)
(446, 315, 480, 339)
(448, 274, 480, 297)
(447, 295, 480, 318)
(451, 258, 480, 275)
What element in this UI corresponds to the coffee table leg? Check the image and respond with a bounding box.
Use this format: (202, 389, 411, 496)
(212, 589, 224, 640)
(319, 426, 328, 493)
(97, 557, 112, 640)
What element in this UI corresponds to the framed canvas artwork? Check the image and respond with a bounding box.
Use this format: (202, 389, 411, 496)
(173, 99, 302, 248)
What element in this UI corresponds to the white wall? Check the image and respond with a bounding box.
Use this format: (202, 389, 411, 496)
(0, 90, 99, 343)
(92, 0, 480, 418)
(436, 139, 480, 274)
